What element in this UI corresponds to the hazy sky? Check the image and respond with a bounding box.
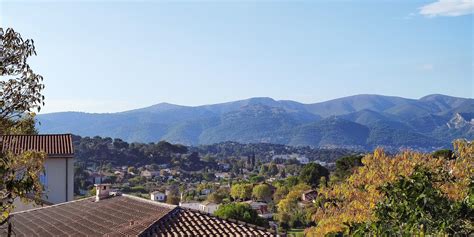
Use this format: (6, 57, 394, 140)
(1, 0, 472, 113)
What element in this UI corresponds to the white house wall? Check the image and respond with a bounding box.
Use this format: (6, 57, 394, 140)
(44, 157, 74, 204)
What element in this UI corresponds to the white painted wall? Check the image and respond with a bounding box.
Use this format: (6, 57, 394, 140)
(43, 157, 74, 204)
(151, 192, 166, 202)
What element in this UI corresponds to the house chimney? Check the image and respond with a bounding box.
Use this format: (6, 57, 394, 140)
(95, 183, 111, 201)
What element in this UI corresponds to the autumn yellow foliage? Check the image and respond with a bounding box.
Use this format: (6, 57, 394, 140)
(307, 140, 473, 236)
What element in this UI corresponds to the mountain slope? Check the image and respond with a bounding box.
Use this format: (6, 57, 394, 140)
(289, 117, 369, 148)
(37, 94, 474, 150)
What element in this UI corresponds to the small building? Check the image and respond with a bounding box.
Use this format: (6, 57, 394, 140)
(199, 201, 220, 214)
(219, 163, 231, 171)
(179, 201, 220, 214)
(179, 201, 201, 210)
(302, 190, 318, 203)
(215, 172, 230, 179)
(150, 191, 166, 202)
(200, 189, 212, 195)
(0, 134, 74, 204)
(243, 201, 273, 219)
(297, 156, 309, 164)
(141, 170, 159, 179)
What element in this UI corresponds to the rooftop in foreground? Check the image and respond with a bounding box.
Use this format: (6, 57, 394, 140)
(4, 193, 277, 236)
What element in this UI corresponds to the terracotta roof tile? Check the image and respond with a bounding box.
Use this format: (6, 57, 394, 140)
(4, 195, 174, 237)
(143, 207, 275, 237)
(4, 195, 278, 237)
(0, 134, 74, 157)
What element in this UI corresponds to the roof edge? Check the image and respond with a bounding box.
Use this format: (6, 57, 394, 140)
(12, 197, 95, 215)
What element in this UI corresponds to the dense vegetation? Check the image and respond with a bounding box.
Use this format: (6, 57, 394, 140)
(71, 136, 473, 235)
(73, 135, 355, 167)
(309, 140, 473, 236)
(193, 141, 355, 163)
(214, 203, 266, 226)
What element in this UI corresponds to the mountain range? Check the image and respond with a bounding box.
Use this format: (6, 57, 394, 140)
(37, 94, 474, 151)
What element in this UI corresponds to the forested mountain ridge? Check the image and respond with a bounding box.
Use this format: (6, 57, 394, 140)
(38, 94, 473, 151)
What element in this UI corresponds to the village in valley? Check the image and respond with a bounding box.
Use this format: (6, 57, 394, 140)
(1, 0, 473, 236)
(71, 135, 353, 231)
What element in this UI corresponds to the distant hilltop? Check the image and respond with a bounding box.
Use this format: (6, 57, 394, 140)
(37, 94, 474, 151)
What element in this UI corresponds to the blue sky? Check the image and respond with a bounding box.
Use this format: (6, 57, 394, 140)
(1, 0, 472, 113)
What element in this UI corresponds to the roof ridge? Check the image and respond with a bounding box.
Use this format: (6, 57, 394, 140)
(176, 206, 277, 234)
(121, 194, 177, 209)
(0, 133, 72, 136)
(139, 204, 182, 236)
(12, 196, 95, 215)
(0, 134, 74, 156)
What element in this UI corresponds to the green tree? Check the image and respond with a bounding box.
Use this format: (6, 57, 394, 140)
(298, 163, 329, 188)
(166, 195, 180, 205)
(285, 176, 299, 188)
(276, 183, 311, 229)
(259, 165, 269, 175)
(273, 185, 289, 204)
(0, 28, 46, 234)
(249, 174, 265, 184)
(353, 168, 473, 235)
(207, 192, 223, 204)
(214, 203, 266, 226)
(432, 149, 455, 160)
(268, 163, 278, 176)
(230, 183, 252, 201)
(252, 183, 272, 201)
(331, 155, 363, 183)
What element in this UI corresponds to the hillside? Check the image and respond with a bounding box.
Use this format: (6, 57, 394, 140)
(37, 94, 474, 151)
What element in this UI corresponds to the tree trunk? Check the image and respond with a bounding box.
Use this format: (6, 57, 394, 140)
(7, 217, 12, 237)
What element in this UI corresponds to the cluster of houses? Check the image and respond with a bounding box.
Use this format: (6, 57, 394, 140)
(146, 184, 318, 222)
(0, 134, 280, 236)
(272, 153, 310, 164)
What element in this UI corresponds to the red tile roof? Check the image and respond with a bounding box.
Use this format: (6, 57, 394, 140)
(4, 194, 277, 236)
(146, 207, 276, 236)
(0, 134, 74, 157)
(6, 195, 174, 236)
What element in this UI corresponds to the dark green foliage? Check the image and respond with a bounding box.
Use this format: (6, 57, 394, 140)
(285, 176, 299, 187)
(214, 203, 266, 227)
(432, 149, 455, 160)
(206, 188, 230, 204)
(73, 164, 91, 194)
(195, 142, 354, 163)
(299, 163, 329, 188)
(252, 183, 272, 201)
(352, 168, 473, 235)
(332, 155, 363, 182)
(73, 135, 211, 170)
(249, 175, 265, 183)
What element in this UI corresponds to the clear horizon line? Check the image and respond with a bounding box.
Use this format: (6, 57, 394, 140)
(37, 93, 470, 115)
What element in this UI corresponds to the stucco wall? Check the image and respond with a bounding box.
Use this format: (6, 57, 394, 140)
(43, 158, 74, 204)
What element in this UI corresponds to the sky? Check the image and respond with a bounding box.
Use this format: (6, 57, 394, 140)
(0, 0, 473, 113)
